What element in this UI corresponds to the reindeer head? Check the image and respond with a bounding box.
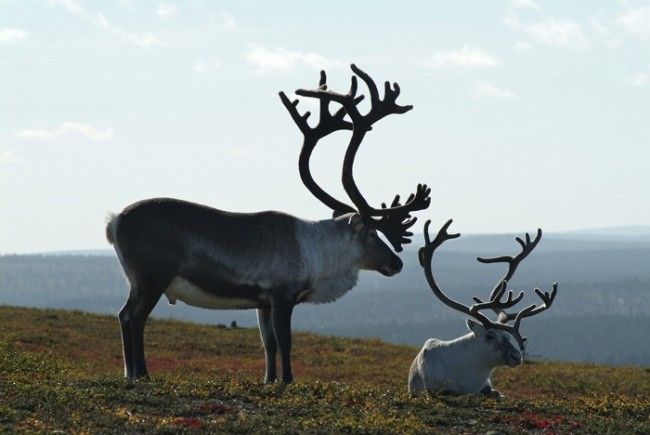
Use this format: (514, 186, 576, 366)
(280, 65, 431, 264)
(465, 319, 522, 368)
(419, 219, 558, 353)
(342, 213, 403, 276)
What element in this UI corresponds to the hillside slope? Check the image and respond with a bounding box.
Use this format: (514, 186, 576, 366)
(0, 306, 648, 433)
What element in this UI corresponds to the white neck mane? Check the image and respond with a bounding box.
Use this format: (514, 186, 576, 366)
(294, 218, 362, 304)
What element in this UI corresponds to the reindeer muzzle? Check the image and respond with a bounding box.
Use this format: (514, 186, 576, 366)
(380, 257, 403, 276)
(505, 349, 523, 367)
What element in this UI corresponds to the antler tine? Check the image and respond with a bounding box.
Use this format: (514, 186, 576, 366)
(351, 63, 379, 104)
(478, 282, 558, 350)
(423, 219, 432, 244)
(475, 284, 554, 321)
(278, 92, 310, 135)
(470, 281, 525, 315)
(295, 74, 359, 110)
(524, 282, 558, 317)
(477, 228, 542, 301)
(373, 195, 419, 252)
(419, 220, 501, 327)
(294, 74, 368, 139)
(509, 305, 537, 347)
(350, 64, 413, 124)
(315, 70, 363, 126)
(287, 71, 365, 138)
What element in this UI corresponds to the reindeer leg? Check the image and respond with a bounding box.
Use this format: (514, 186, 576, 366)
(480, 384, 503, 398)
(118, 296, 137, 379)
(271, 296, 294, 383)
(257, 307, 277, 383)
(129, 292, 161, 379)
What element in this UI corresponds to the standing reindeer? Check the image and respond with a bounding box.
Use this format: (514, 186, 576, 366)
(107, 65, 431, 382)
(408, 219, 558, 396)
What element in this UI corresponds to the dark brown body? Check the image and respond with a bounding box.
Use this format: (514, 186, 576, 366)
(107, 197, 402, 381)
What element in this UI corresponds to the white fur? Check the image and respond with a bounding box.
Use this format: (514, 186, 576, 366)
(408, 324, 520, 395)
(165, 276, 261, 310)
(294, 218, 362, 304)
(106, 213, 135, 285)
(105, 213, 119, 243)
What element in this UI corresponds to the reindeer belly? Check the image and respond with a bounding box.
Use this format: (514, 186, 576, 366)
(164, 276, 262, 310)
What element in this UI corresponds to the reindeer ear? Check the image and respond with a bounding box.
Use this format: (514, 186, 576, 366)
(466, 318, 483, 334)
(348, 214, 365, 233)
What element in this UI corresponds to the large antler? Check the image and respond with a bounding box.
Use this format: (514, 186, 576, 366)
(419, 219, 558, 350)
(279, 70, 362, 216)
(295, 64, 431, 251)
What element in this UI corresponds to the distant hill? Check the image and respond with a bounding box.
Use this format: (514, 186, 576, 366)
(24, 225, 650, 257)
(562, 225, 650, 238)
(31, 249, 115, 257)
(409, 234, 650, 254)
(2, 237, 649, 365)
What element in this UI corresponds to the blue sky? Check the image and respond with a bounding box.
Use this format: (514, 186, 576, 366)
(1, 0, 649, 253)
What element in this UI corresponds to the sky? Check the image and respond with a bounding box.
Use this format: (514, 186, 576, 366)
(1, 0, 649, 253)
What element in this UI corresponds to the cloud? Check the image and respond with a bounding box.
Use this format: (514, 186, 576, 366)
(528, 18, 588, 49)
(210, 10, 235, 30)
(0, 28, 29, 44)
(157, 3, 177, 18)
(219, 11, 235, 30)
(509, 0, 540, 10)
(192, 61, 209, 73)
(48, 0, 81, 13)
(589, 14, 618, 46)
(476, 81, 516, 98)
(515, 41, 533, 52)
(192, 60, 220, 74)
(622, 72, 648, 87)
(91, 13, 161, 48)
(15, 122, 114, 142)
(615, 6, 650, 39)
(244, 45, 344, 74)
(505, 12, 588, 51)
(0, 150, 19, 163)
(587, 7, 650, 46)
(425, 46, 499, 69)
(50, 0, 163, 48)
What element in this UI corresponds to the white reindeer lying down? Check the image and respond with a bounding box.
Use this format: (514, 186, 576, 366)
(408, 219, 558, 396)
(408, 319, 524, 396)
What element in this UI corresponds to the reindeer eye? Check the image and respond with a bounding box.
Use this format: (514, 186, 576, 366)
(368, 229, 378, 238)
(486, 331, 496, 340)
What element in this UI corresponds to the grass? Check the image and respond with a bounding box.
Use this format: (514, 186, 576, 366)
(0, 305, 648, 433)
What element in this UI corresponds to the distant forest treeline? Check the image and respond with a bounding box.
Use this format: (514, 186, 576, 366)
(1, 241, 649, 365)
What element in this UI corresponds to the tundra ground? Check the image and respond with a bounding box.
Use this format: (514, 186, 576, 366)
(0, 305, 648, 433)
